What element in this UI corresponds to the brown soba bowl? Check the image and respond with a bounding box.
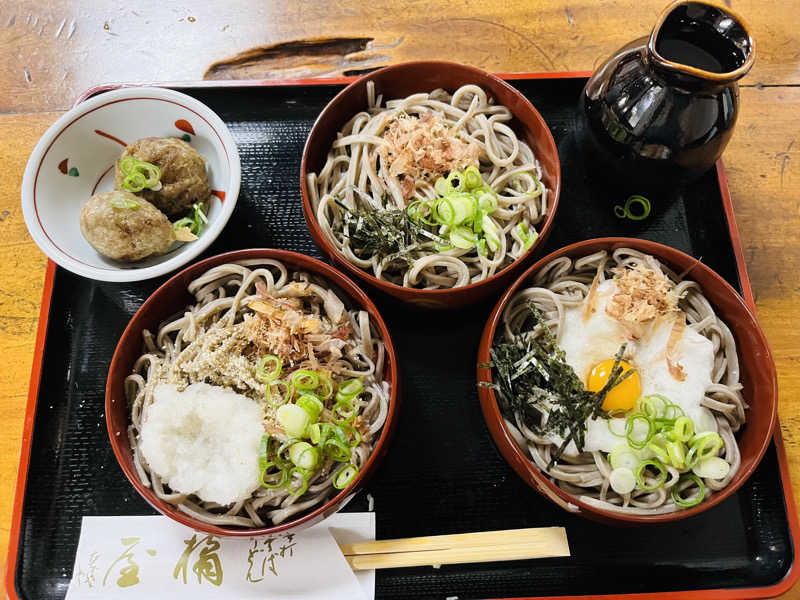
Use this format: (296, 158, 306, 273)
(477, 238, 777, 525)
(300, 61, 561, 309)
(106, 249, 400, 536)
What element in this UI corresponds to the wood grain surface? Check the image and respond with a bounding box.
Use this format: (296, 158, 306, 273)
(1, 0, 799, 595)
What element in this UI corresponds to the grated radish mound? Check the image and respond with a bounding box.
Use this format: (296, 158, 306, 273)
(140, 382, 264, 506)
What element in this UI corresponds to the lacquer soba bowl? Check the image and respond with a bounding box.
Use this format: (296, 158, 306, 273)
(477, 238, 777, 525)
(106, 249, 400, 536)
(300, 61, 561, 309)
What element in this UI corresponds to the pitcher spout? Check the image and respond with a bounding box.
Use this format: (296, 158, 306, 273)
(648, 0, 755, 87)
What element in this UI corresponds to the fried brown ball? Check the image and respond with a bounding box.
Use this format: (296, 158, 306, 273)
(79, 191, 174, 262)
(114, 137, 211, 217)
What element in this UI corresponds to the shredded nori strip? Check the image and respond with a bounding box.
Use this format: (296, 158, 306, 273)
(481, 302, 632, 469)
(335, 199, 424, 265)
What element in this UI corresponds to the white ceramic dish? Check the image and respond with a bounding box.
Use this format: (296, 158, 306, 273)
(21, 87, 241, 282)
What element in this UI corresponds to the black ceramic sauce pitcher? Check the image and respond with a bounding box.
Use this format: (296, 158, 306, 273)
(581, 0, 755, 183)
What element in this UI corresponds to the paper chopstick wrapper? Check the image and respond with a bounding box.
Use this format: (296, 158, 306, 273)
(65, 513, 375, 600)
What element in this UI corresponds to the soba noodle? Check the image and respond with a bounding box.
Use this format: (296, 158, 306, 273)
(496, 248, 746, 514)
(307, 82, 549, 289)
(125, 259, 391, 527)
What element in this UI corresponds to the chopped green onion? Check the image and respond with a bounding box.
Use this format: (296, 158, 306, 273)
(260, 462, 288, 488)
(256, 354, 282, 383)
(609, 467, 636, 495)
(276, 404, 311, 438)
(434, 177, 448, 196)
(120, 156, 160, 178)
(122, 172, 147, 193)
(258, 434, 269, 474)
(406, 199, 426, 224)
(522, 231, 538, 252)
(446, 170, 465, 194)
(109, 195, 141, 209)
(671, 473, 706, 508)
(692, 456, 731, 480)
(472, 208, 484, 235)
(333, 399, 357, 424)
(329, 424, 349, 445)
(653, 417, 677, 432)
(291, 369, 319, 390)
(666, 440, 686, 469)
(195, 202, 208, 224)
(476, 239, 488, 256)
(670, 416, 694, 442)
(482, 215, 501, 252)
(514, 221, 538, 252)
(308, 422, 331, 445)
(337, 423, 362, 447)
(193, 203, 208, 229)
(316, 372, 334, 400)
(449, 226, 476, 250)
(276, 438, 300, 463)
(173, 217, 193, 230)
(286, 467, 310, 496)
(614, 195, 651, 221)
(323, 437, 351, 462)
(637, 394, 669, 418)
(606, 415, 627, 438)
(663, 403, 685, 419)
(609, 443, 638, 470)
(686, 432, 723, 467)
(692, 432, 724, 458)
(635, 459, 667, 491)
(135, 162, 161, 187)
(647, 440, 670, 463)
(173, 203, 209, 237)
(259, 436, 290, 489)
(645, 433, 667, 456)
(119, 156, 139, 175)
(332, 464, 359, 489)
(308, 423, 321, 444)
(288, 442, 319, 471)
(434, 196, 457, 226)
(265, 379, 290, 407)
(449, 193, 476, 225)
(625, 413, 655, 449)
(407, 200, 438, 227)
(119, 157, 162, 193)
(476, 189, 498, 213)
(297, 394, 324, 422)
(337, 378, 363, 399)
(462, 165, 482, 190)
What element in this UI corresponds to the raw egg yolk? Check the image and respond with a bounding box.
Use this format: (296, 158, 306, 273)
(587, 359, 641, 412)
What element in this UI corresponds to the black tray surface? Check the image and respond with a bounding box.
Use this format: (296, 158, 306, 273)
(15, 78, 793, 599)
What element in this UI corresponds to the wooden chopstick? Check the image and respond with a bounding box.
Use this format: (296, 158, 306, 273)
(339, 527, 569, 570)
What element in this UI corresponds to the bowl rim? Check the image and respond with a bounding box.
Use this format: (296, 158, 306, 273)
(105, 248, 400, 536)
(299, 59, 562, 297)
(477, 236, 778, 524)
(21, 86, 242, 283)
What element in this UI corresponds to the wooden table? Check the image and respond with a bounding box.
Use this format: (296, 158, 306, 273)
(1, 0, 798, 595)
